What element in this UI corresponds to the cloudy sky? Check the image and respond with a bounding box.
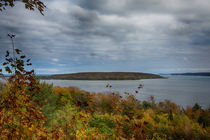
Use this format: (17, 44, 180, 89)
(0, 0, 210, 74)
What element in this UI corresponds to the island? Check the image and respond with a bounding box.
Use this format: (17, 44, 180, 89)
(39, 72, 164, 80)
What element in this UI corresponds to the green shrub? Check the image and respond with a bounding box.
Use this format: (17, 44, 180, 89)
(0, 81, 5, 91)
(89, 114, 115, 135)
(69, 87, 91, 109)
(143, 101, 152, 109)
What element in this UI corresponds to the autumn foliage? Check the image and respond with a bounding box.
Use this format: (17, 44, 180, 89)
(0, 35, 63, 139)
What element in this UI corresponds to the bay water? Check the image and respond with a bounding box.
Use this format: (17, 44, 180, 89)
(40, 75, 210, 108)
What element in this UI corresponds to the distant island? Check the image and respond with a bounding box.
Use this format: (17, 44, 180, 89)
(40, 72, 164, 80)
(171, 72, 210, 76)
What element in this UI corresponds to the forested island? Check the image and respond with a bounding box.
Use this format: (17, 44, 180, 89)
(40, 72, 164, 80)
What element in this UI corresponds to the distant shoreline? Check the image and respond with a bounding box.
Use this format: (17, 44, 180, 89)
(39, 72, 164, 80)
(171, 72, 210, 76)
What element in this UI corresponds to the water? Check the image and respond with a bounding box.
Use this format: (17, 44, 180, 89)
(1, 75, 210, 108)
(40, 75, 210, 108)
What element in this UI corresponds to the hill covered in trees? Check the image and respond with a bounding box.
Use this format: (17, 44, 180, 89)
(40, 72, 164, 80)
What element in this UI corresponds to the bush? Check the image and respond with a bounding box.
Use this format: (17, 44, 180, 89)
(0, 81, 5, 91)
(89, 114, 115, 135)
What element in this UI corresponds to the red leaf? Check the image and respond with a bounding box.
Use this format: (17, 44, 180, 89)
(3, 62, 8, 66)
(27, 59, 31, 62)
(5, 51, 9, 57)
(20, 55, 26, 59)
(27, 63, 32, 66)
(15, 49, 21, 54)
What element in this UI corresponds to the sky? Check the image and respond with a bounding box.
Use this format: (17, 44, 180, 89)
(0, 0, 210, 74)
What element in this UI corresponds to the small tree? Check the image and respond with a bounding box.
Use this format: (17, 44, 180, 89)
(0, 34, 50, 139)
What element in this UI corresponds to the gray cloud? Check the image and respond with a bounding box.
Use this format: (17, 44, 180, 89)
(0, 0, 210, 74)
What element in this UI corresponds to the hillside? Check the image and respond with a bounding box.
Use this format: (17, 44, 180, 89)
(171, 72, 210, 76)
(40, 72, 164, 80)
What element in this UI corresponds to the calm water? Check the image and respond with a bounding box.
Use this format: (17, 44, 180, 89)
(40, 75, 210, 108)
(1, 76, 210, 108)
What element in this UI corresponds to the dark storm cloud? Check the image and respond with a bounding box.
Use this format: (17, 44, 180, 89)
(0, 0, 210, 74)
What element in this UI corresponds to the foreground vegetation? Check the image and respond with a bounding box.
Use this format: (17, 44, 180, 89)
(31, 84, 210, 139)
(40, 72, 164, 80)
(0, 79, 209, 139)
